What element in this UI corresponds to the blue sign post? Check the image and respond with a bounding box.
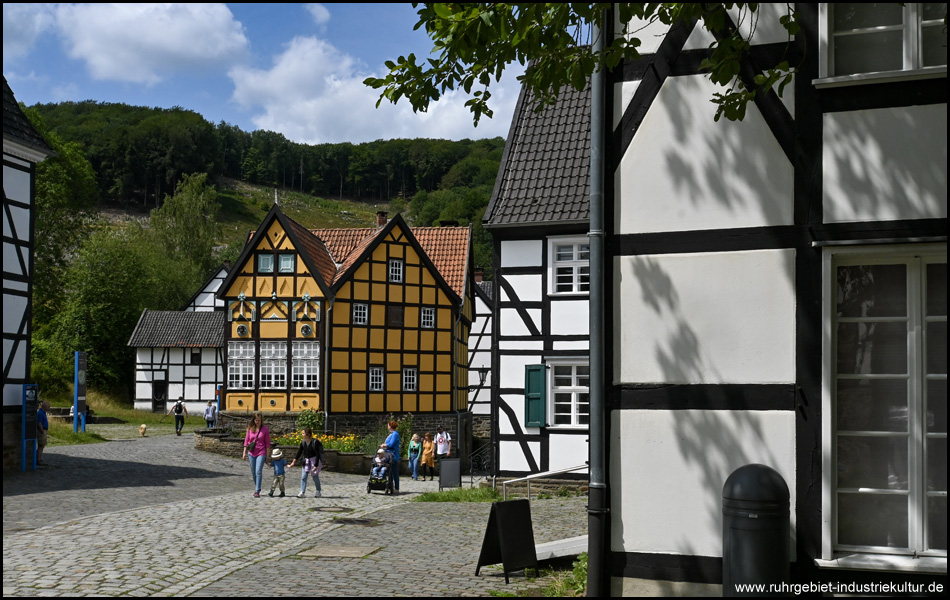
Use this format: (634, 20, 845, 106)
(74, 351, 88, 433)
(215, 384, 222, 427)
(22, 384, 39, 471)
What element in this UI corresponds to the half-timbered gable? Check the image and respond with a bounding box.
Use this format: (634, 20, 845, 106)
(484, 79, 591, 476)
(3, 76, 53, 468)
(181, 263, 229, 312)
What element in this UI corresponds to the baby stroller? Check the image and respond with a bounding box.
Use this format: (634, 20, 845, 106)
(366, 449, 395, 495)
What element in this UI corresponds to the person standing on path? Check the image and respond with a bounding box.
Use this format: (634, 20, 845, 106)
(203, 401, 217, 428)
(420, 432, 436, 481)
(167, 397, 188, 436)
(382, 420, 401, 494)
(288, 428, 324, 498)
(36, 401, 50, 465)
(407, 433, 422, 480)
(268, 448, 287, 497)
(242, 412, 271, 498)
(435, 424, 452, 470)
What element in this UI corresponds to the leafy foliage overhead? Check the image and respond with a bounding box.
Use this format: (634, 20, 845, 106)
(365, 3, 799, 123)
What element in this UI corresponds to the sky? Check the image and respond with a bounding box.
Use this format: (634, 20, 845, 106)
(2, 3, 524, 145)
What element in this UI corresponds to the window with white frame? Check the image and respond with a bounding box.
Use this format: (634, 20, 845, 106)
(369, 366, 384, 392)
(421, 307, 435, 329)
(550, 237, 590, 294)
(228, 341, 255, 389)
(550, 362, 590, 427)
(402, 367, 418, 392)
(257, 254, 274, 273)
(822, 3, 947, 79)
(827, 249, 946, 558)
(353, 303, 368, 325)
(389, 259, 404, 283)
(259, 341, 287, 389)
(278, 254, 295, 273)
(292, 341, 320, 389)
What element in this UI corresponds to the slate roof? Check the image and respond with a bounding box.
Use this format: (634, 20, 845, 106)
(127, 310, 225, 347)
(3, 76, 54, 157)
(484, 81, 590, 228)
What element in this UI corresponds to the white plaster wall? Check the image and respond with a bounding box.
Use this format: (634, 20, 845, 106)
(552, 340, 591, 351)
(550, 299, 590, 336)
(500, 440, 541, 473)
(3, 295, 26, 336)
(499, 354, 540, 391)
(614, 250, 796, 384)
(3, 165, 29, 203)
(616, 16, 671, 55)
(501, 240, 543, 268)
(135, 382, 151, 399)
(823, 104, 948, 224)
(683, 4, 794, 49)
(615, 75, 794, 234)
(3, 383, 23, 408)
(499, 340, 544, 351)
(613, 81, 641, 131)
(499, 394, 528, 435)
(500, 307, 542, 337)
(547, 433, 590, 473)
(504, 274, 542, 302)
(610, 409, 796, 557)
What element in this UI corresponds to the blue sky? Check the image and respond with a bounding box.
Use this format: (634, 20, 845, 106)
(3, 3, 524, 144)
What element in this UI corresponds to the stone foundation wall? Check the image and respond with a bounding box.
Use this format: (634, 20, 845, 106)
(2, 413, 22, 473)
(472, 414, 490, 439)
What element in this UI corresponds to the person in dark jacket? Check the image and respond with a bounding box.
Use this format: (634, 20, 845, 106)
(289, 428, 324, 498)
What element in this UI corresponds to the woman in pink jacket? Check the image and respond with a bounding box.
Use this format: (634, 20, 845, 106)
(242, 412, 271, 498)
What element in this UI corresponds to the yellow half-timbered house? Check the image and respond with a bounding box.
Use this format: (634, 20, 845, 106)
(217, 206, 473, 415)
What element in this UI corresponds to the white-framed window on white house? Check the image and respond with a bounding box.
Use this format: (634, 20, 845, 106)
(369, 366, 384, 392)
(819, 3, 947, 82)
(822, 246, 947, 567)
(353, 303, 368, 325)
(292, 341, 319, 389)
(402, 367, 418, 392)
(421, 307, 435, 329)
(228, 341, 255, 389)
(259, 341, 287, 389)
(549, 237, 590, 294)
(548, 360, 590, 428)
(389, 259, 404, 283)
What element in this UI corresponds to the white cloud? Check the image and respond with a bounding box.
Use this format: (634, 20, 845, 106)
(229, 35, 522, 144)
(53, 3, 249, 85)
(2, 4, 55, 64)
(305, 4, 331, 26)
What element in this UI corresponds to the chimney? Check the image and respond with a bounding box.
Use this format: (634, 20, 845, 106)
(474, 269, 483, 283)
(376, 211, 388, 227)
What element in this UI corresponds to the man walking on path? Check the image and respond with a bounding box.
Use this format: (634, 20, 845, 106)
(168, 396, 188, 436)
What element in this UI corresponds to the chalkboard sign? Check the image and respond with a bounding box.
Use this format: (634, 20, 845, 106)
(439, 457, 461, 490)
(475, 499, 539, 584)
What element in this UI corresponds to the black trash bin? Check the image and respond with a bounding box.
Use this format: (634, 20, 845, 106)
(722, 464, 789, 596)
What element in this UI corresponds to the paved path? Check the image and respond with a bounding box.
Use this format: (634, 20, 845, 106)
(2, 432, 587, 597)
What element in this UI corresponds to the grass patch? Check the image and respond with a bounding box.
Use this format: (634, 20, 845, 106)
(47, 421, 109, 446)
(539, 553, 587, 597)
(412, 486, 502, 503)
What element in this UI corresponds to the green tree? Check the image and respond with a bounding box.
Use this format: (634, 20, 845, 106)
(365, 3, 798, 124)
(148, 173, 220, 275)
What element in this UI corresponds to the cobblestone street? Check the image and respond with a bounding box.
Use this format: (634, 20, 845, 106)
(3, 432, 587, 597)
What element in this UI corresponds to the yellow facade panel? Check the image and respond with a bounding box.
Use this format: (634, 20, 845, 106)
(437, 332, 450, 352)
(372, 262, 385, 281)
(386, 330, 401, 351)
(370, 329, 385, 350)
(439, 291, 452, 306)
(277, 277, 294, 296)
(255, 278, 273, 296)
(369, 394, 384, 412)
(404, 332, 417, 352)
(403, 396, 417, 412)
(351, 394, 366, 413)
(405, 247, 419, 263)
(296, 322, 316, 339)
(387, 374, 400, 391)
(422, 287, 435, 305)
(387, 354, 401, 371)
(351, 373, 366, 392)
(331, 395, 349, 413)
(436, 394, 451, 412)
(402, 353, 417, 366)
(290, 394, 320, 411)
(332, 372, 349, 392)
(226, 393, 255, 412)
(332, 352, 349, 370)
(406, 307, 418, 328)
(241, 261, 254, 274)
(390, 285, 403, 304)
(296, 278, 322, 298)
(351, 352, 367, 371)
(390, 244, 404, 258)
(372, 284, 387, 305)
(420, 374, 434, 392)
(231, 322, 253, 338)
(406, 266, 420, 285)
(370, 352, 384, 364)
(352, 327, 367, 348)
(334, 305, 349, 325)
(437, 374, 451, 393)
(405, 286, 419, 303)
(437, 355, 450, 373)
(386, 395, 402, 412)
(422, 270, 435, 285)
(336, 285, 350, 300)
(438, 308, 451, 328)
(260, 321, 288, 338)
(419, 395, 434, 412)
(355, 264, 370, 281)
(260, 393, 288, 412)
(354, 281, 369, 300)
(420, 354, 434, 371)
(277, 236, 295, 251)
(420, 331, 434, 351)
(225, 276, 253, 298)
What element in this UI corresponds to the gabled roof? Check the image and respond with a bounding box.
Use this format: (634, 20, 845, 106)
(311, 228, 377, 265)
(127, 310, 225, 348)
(181, 263, 229, 311)
(484, 80, 590, 228)
(3, 76, 54, 161)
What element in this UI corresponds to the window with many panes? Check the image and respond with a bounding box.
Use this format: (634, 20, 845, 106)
(228, 341, 255, 389)
(550, 237, 590, 294)
(292, 341, 319, 389)
(353, 303, 368, 325)
(822, 3, 947, 79)
(421, 307, 435, 329)
(257, 254, 274, 273)
(259, 342, 287, 389)
(278, 254, 295, 273)
(550, 362, 590, 427)
(369, 366, 384, 392)
(403, 367, 417, 392)
(826, 248, 946, 558)
(389, 259, 404, 283)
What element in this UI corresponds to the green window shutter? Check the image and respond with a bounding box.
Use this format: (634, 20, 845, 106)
(525, 364, 546, 428)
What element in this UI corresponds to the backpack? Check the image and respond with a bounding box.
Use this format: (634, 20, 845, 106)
(174, 401, 184, 415)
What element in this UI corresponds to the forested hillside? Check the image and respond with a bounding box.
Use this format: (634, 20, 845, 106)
(25, 100, 504, 397)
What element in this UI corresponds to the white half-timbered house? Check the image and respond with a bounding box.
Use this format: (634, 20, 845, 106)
(484, 83, 591, 476)
(3, 77, 53, 468)
(467, 277, 493, 420)
(594, 3, 946, 593)
(181, 263, 229, 312)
